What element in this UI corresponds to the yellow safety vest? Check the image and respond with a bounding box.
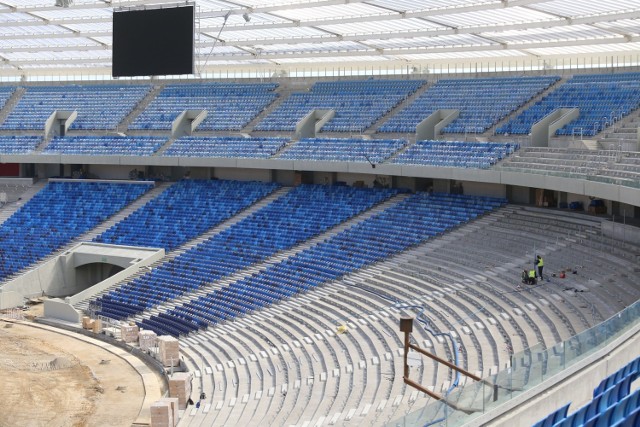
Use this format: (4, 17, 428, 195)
(538, 257, 544, 267)
(528, 270, 536, 278)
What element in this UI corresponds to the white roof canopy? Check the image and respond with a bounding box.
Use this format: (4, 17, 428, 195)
(0, 0, 638, 77)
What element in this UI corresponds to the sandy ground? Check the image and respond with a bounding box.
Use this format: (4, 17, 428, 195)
(0, 317, 148, 427)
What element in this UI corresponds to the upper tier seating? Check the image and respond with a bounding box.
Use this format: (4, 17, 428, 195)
(0, 135, 41, 154)
(92, 184, 399, 321)
(94, 180, 280, 251)
(278, 137, 406, 163)
(129, 83, 278, 131)
(392, 140, 518, 168)
(379, 76, 559, 134)
(44, 136, 166, 156)
(496, 72, 640, 137)
(0, 85, 151, 130)
(254, 80, 424, 132)
(0, 181, 151, 281)
(163, 136, 288, 158)
(144, 192, 506, 336)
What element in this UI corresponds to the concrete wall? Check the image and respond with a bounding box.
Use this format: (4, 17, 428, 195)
(0, 243, 164, 311)
(75, 263, 124, 290)
(43, 298, 82, 323)
(508, 185, 531, 204)
(602, 220, 640, 246)
(462, 181, 506, 198)
(274, 169, 296, 186)
(336, 172, 380, 188)
(89, 164, 135, 180)
(214, 167, 272, 182)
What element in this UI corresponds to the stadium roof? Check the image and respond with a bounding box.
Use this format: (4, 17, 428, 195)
(0, 0, 639, 78)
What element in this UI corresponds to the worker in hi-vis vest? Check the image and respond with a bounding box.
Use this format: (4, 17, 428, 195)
(536, 255, 544, 280)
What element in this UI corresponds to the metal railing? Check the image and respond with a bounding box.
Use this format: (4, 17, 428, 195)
(388, 299, 639, 426)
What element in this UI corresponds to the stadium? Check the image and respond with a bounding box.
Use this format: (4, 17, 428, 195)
(0, 0, 638, 426)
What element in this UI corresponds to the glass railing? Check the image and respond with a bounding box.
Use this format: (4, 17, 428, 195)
(387, 299, 640, 426)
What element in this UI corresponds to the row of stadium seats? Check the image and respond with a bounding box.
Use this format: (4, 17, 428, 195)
(44, 135, 166, 156)
(0, 135, 41, 154)
(94, 179, 280, 251)
(0, 74, 637, 136)
(0, 181, 151, 281)
(392, 140, 519, 169)
(163, 136, 288, 158)
(142, 192, 506, 336)
(92, 184, 400, 319)
(277, 137, 407, 163)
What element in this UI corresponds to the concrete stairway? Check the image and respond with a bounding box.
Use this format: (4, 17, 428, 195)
(117, 84, 164, 133)
(598, 107, 640, 149)
(241, 84, 297, 134)
(366, 80, 432, 135)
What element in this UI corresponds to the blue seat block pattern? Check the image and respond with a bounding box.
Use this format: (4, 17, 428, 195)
(379, 76, 559, 134)
(255, 80, 424, 132)
(145, 192, 505, 336)
(278, 137, 407, 163)
(0, 135, 42, 154)
(497, 72, 640, 137)
(392, 140, 519, 169)
(1, 85, 151, 130)
(92, 184, 400, 321)
(130, 83, 279, 131)
(44, 135, 166, 156)
(94, 179, 280, 251)
(535, 356, 640, 427)
(0, 181, 152, 281)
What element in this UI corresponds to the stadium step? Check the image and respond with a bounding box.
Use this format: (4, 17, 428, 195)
(117, 84, 164, 133)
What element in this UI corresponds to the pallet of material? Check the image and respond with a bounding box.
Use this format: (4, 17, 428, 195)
(158, 397, 179, 426)
(139, 329, 158, 351)
(150, 400, 173, 427)
(168, 372, 192, 410)
(158, 335, 180, 367)
(121, 324, 139, 343)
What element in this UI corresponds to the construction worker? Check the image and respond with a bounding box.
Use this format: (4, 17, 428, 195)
(536, 255, 544, 280)
(528, 269, 537, 285)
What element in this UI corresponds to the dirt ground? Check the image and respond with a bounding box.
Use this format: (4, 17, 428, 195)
(0, 319, 147, 427)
